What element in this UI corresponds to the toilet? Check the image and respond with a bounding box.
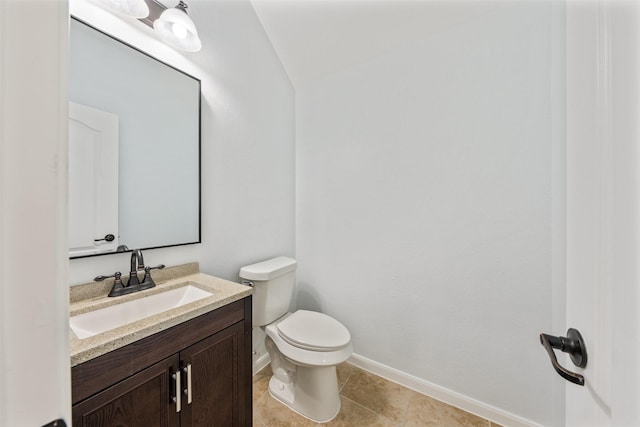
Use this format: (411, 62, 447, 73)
(240, 256, 352, 423)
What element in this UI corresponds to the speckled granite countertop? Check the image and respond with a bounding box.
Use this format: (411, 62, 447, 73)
(69, 262, 252, 367)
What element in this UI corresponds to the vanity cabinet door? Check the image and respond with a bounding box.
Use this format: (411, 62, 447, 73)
(180, 322, 247, 427)
(72, 355, 180, 427)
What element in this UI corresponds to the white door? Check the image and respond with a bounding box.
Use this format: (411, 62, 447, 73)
(564, 1, 640, 425)
(68, 102, 119, 256)
(1, 0, 71, 425)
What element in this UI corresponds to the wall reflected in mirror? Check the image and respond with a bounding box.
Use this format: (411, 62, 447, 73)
(69, 17, 200, 258)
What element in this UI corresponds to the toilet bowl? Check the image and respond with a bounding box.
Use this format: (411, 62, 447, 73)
(264, 310, 352, 422)
(240, 257, 353, 423)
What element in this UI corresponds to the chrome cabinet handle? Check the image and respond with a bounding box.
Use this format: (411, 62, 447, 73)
(172, 370, 182, 412)
(539, 328, 587, 386)
(183, 364, 192, 404)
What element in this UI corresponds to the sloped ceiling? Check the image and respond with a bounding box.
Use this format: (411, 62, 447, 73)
(250, 0, 501, 89)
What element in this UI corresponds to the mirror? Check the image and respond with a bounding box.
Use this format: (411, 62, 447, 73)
(68, 17, 201, 258)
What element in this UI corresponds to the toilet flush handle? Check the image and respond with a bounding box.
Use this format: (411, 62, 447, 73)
(242, 280, 254, 287)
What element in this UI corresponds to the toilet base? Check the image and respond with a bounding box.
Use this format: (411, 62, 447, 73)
(268, 364, 341, 423)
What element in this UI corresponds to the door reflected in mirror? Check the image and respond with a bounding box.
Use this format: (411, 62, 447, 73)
(68, 17, 201, 258)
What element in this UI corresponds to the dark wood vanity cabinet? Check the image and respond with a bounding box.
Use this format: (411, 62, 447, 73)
(72, 355, 179, 427)
(72, 297, 252, 427)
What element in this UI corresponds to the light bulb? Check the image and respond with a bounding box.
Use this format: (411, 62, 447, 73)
(172, 23, 188, 40)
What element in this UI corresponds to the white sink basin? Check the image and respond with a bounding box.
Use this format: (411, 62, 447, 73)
(70, 284, 213, 339)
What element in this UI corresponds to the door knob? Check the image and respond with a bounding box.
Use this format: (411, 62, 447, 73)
(94, 233, 115, 242)
(539, 328, 587, 386)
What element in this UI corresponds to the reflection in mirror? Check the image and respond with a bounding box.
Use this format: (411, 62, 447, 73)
(68, 17, 201, 258)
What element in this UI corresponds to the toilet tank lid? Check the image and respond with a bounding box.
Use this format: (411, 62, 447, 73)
(239, 256, 297, 281)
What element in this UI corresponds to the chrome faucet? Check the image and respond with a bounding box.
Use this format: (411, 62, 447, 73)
(94, 248, 165, 297)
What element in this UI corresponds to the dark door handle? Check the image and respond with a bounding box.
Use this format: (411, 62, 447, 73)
(94, 233, 115, 242)
(540, 328, 587, 386)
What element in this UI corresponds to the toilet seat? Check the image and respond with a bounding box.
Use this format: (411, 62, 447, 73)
(277, 310, 351, 351)
(265, 311, 353, 367)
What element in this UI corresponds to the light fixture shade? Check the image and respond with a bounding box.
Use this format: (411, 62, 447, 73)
(96, 0, 149, 19)
(153, 1, 202, 53)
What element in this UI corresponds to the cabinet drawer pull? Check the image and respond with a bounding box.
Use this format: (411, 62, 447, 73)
(172, 371, 181, 412)
(183, 364, 192, 404)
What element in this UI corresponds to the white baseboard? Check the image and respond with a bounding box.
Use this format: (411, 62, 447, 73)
(348, 353, 542, 427)
(252, 351, 540, 426)
(253, 352, 271, 375)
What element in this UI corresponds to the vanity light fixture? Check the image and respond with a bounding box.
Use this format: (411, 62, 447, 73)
(96, 0, 150, 19)
(153, 1, 202, 52)
(92, 0, 202, 53)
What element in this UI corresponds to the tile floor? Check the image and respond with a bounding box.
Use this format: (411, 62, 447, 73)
(253, 363, 503, 427)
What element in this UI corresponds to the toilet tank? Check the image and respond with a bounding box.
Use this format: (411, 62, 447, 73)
(239, 256, 297, 327)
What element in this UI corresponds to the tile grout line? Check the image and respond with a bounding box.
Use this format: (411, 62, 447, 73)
(339, 394, 398, 426)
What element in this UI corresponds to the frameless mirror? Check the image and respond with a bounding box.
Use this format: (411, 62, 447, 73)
(68, 17, 201, 258)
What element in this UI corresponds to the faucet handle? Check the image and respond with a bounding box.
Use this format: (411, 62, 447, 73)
(96, 272, 128, 297)
(94, 271, 122, 284)
(141, 264, 165, 287)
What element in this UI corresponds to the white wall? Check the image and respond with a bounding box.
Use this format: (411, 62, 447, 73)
(296, 3, 563, 425)
(68, 0, 296, 285)
(0, 1, 71, 425)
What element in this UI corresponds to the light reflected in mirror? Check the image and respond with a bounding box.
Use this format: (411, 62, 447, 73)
(69, 17, 201, 258)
